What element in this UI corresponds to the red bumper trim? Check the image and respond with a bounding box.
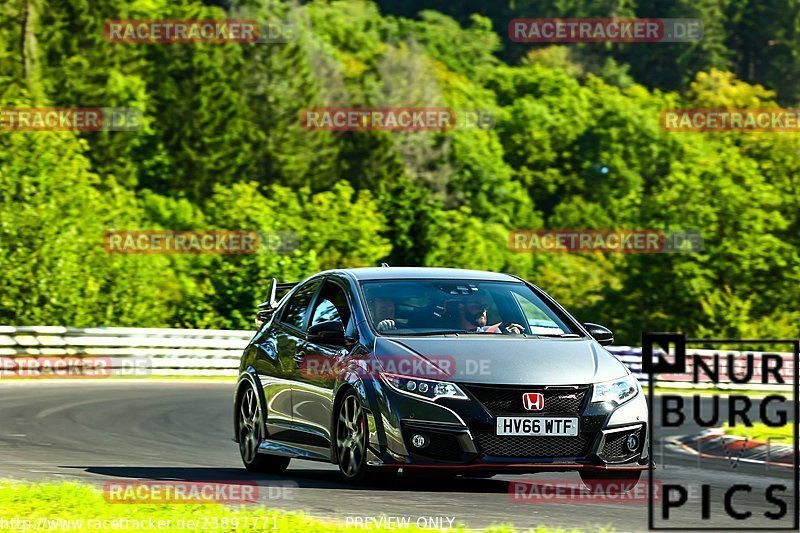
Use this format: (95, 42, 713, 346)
(369, 461, 650, 471)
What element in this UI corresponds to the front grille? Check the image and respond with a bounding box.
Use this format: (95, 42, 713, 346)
(475, 433, 589, 458)
(601, 427, 642, 461)
(464, 385, 589, 415)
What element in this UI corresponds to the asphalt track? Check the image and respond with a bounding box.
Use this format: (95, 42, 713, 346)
(0, 381, 795, 531)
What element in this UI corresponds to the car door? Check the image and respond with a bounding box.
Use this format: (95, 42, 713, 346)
(291, 278, 356, 451)
(260, 277, 321, 443)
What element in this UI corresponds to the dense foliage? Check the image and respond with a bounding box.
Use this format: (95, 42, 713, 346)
(377, 0, 800, 105)
(1, 0, 798, 344)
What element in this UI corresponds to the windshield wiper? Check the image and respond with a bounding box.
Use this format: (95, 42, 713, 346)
(399, 330, 475, 336)
(535, 333, 581, 338)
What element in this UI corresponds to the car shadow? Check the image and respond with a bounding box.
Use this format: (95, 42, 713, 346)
(62, 465, 524, 494)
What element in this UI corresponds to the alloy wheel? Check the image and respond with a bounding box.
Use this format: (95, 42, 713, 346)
(238, 387, 261, 464)
(336, 394, 366, 478)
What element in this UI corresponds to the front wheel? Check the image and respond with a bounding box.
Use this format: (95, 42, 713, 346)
(580, 470, 642, 494)
(238, 384, 290, 473)
(334, 389, 375, 483)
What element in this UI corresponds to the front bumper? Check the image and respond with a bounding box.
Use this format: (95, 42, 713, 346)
(366, 381, 650, 473)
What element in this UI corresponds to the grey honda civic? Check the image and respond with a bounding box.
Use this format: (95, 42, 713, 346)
(234, 267, 649, 491)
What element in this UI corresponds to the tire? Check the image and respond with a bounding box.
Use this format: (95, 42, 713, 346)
(237, 383, 291, 473)
(334, 388, 376, 484)
(579, 470, 642, 494)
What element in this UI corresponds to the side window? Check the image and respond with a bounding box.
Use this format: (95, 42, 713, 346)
(280, 280, 321, 331)
(311, 299, 340, 325)
(310, 281, 351, 328)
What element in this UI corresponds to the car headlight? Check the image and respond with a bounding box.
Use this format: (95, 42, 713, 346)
(591, 375, 640, 405)
(380, 372, 468, 401)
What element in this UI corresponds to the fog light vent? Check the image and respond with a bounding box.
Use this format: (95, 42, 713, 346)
(599, 426, 643, 462)
(411, 434, 429, 449)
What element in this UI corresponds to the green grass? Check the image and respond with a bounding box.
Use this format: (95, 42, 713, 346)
(0, 481, 602, 532)
(721, 422, 793, 443)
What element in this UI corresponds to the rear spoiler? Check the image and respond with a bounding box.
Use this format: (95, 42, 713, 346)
(258, 279, 298, 309)
(255, 279, 298, 328)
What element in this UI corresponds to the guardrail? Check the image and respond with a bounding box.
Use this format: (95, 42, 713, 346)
(0, 326, 794, 388)
(0, 326, 252, 377)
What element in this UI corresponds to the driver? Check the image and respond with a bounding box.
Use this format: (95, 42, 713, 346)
(456, 297, 524, 334)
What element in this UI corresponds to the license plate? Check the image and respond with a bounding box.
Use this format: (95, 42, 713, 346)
(496, 417, 579, 436)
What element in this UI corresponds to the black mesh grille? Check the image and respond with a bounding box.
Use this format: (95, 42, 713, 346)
(601, 427, 642, 460)
(464, 385, 588, 415)
(404, 429, 464, 461)
(424, 433, 462, 460)
(475, 433, 589, 458)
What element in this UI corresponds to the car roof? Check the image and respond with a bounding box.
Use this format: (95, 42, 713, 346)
(328, 267, 521, 282)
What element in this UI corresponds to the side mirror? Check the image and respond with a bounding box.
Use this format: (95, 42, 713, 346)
(583, 323, 614, 346)
(308, 320, 347, 345)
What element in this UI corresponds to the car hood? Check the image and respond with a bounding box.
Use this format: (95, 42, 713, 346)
(373, 336, 628, 385)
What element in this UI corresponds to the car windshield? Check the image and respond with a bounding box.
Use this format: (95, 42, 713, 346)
(360, 279, 579, 337)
